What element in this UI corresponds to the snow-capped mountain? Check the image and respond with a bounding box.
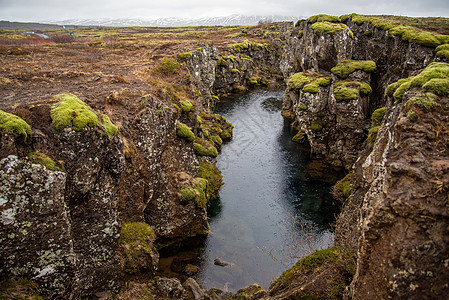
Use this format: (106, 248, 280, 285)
(45, 14, 301, 27)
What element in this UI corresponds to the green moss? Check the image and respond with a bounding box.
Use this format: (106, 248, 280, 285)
(0, 109, 32, 141)
(298, 105, 308, 111)
(307, 14, 341, 24)
(179, 187, 197, 202)
(334, 81, 371, 102)
(27, 152, 63, 172)
(389, 62, 449, 102)
(196, 161, 223, 199)
(231, 68, 241, 74)
(270, 247, 355, 291)
(99, 114, 118, 138)
(436, 44, 449, 59)
(346, 14, 449, 47)
(292, 131, 306, 143)
(249, 76, 259, 84)
(405, 92, 440, 113)
(193, 138, 218, 157)
(176, 122, 195, 142)
(120, 222, 156, 274)
(311, 22, 349, 35)
(0, 278, 44, 300)
(180, 100, 193, 112)
(371, 107, 386, 127)
(288, 72, 332, 93)
(422, 78, 449, 96)
(331, 60, 377, 79)
(228, 39, 267, 52)
(310, 119, 326, 132)
(152, 57, 180, 76)
(367, 126, 380, 145)
(177, 52, 193, 59)
(333, 171, 353, 201)
(51, 94, 98, 132)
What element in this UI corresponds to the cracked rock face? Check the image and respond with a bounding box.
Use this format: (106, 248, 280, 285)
(0, 113, 125, 297)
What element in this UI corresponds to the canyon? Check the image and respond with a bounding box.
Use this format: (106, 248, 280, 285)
(0, 14, 448, 299)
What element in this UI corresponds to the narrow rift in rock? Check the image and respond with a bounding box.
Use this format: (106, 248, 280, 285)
(193, 90, 338, 291)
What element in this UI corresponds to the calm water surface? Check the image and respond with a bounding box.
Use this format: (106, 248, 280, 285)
(194, 90, 337, 291)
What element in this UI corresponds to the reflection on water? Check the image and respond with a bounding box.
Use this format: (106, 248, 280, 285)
(194, 90, 338, 291)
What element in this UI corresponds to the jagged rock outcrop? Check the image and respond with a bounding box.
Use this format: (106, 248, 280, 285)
(0, 98, 125, 297)
(335, 62, 449, 299)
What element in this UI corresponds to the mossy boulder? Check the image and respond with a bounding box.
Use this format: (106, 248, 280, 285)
(193, 138, 218, 157)
(180, 100, 193, 112)
(388, 62, 449, 102)
(176, 122, 195, 142)
(196, 161, 223, 200)
(50, 94, 118, 137)
(288, 72, 332, 93)
(0, 109, 32, 142)
(307, 14, 341, 24)
(178, 178, 208, 209)
(119, 222, 159, 274)
(269, 247, 356, 299)
(331, 60, 376, 79)
(333, 81, 372, 102)
(311, 22, 350, 36)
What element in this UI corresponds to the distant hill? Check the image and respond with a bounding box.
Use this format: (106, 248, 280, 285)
(44, 14, 302, 27)
(0, 20, 85, 30)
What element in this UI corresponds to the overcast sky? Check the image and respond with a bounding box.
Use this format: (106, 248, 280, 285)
(0, 0, 448, 22)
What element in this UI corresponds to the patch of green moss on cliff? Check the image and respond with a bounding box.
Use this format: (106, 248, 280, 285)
(367, 126, 380, 145)
(422, 78, 449, 96)
(405, 92, 440, 113)
(177, 52, 193, 59)
(51, 93, 98, 132)
(0, 109, 32, 141)
(292, 130, 306, 143)
(152, 57, 180, 76)
(193, 137, 218, 157)
(371, 107, 386, 127)
(180, 100, 193, 112)
(120, 222, 156, 274)
(310, 119, 326, 132)
(288, 72, 332, 93)
(99, 114, 118, 138)
(334, 81, 372, 102)
(331, 60, 377, 79)
(307, 14, 341, 24)
(270, 247, 355, 292)
(332, 171, 353, 202)
(311, 22, 349, 35)
(196, 161, 223, 199)
(345, 14, 449, 47)
(388, 62, 449, 102)
(27, 152, 63, 172)
(0, 278, 44, 300)
(176, 122, 195, 142)
(436, 44, 449, 59)
(228, 39, 268, 52)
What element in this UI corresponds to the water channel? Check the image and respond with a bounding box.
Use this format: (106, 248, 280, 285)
(193, 90, 339, 291)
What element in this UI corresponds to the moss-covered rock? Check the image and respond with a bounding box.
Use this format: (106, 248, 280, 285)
(388, 62, 449, 102)
(27, 151, 63, 172)
(311, 22, 350, 35)
(176, 122, 195, 142)
(269, 246, 356, 298)
(193, 138, 218, 157)
(179, 100, 193, 112)
(371, 107, 386, 127)
(331, 60, 377, 79)
(333, 81, 372, 102)
(119, 222, 158, 274)
(435, 44, 449, 60)
(288, 72, 332, 93)
(0, 109, 32, 141)
(51, 94, 98, 132)
(292, 130, 306, 143)
(332, 171, 353, 203)
(196, 161, 223, 200)
(307, 14, 341, 24)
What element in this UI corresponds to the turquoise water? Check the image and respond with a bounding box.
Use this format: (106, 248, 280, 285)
(194, 90, 338, 291)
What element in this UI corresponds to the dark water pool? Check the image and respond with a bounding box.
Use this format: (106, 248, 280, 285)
(193, 90, 338, 291)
